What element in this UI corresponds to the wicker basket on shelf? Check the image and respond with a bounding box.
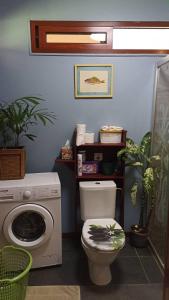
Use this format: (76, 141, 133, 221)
(0, 148, 26, 180)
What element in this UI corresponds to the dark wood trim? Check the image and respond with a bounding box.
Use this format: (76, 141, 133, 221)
(56, 159, 75, 163)
(111, 50, 169, 55)
(76, 143, 126, 147)
(30, 20, 169, 29)
(30, 21, 113, 53)
(108, 21, 169, 28)
(30, 21, 169, 54)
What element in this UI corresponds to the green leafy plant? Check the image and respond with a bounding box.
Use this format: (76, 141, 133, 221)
(0, 96, 56, 147)
(117, 132, 160, 230)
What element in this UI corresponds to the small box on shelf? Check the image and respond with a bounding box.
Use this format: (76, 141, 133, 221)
(100, 130, 122, 144)
(82, 161, 98, 174)
(61, 146, 73, 160)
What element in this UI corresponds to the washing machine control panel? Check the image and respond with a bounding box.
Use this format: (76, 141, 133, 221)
(0, 186, 60, 202)
(23, 190, 32, 200)
(0, 173, 61, 202)
(21, 185, 61, 201)
(35, 186, 61, 199)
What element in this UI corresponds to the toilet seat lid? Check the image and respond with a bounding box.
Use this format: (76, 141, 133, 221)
(82, 218, 125, 252)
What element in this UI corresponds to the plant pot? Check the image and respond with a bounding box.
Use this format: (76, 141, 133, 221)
(129, 225, 148, 248)
(0, 147, 26, 180)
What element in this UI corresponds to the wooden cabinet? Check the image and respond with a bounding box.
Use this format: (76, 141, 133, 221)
(56, 130, 127, 229)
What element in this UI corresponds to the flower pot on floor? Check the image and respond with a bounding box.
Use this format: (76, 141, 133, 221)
(129, 225, 148, 248)
(0, 147, 26, 180)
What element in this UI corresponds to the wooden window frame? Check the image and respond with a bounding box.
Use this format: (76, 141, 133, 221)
(30, 21, 113, 54)
(30, 21, 169, 54)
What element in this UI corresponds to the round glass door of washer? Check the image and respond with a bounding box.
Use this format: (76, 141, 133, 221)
(3, 204, 54, 249)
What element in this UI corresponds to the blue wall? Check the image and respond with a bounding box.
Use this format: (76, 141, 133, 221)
(1, 0, 169, 232)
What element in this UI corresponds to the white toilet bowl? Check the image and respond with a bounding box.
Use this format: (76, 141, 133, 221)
(81, 218, 125, 286)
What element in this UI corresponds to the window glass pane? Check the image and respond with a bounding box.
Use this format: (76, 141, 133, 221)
(113, 29, 169, 49)
(12, 211, 46, 242)
(46, 33, 107, 44)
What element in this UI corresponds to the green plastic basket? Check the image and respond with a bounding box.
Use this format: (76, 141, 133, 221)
(0, 246, 32, 300)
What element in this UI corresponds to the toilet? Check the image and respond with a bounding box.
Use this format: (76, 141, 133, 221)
(79, 181, 125, 286)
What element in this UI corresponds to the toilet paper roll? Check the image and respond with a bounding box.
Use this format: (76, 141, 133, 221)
(84, 132, 95, 144)
(77, 154, 83, 176)
(76, 124, 86, 134)
(76, 133, 85, 146)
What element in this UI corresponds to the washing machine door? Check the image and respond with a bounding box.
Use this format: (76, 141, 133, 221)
(3, 204, 54, 249)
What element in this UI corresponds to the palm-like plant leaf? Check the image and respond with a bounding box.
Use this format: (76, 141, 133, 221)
(25, 134, 37, 141)
(0, 96, 56, 147)
(16, 96, 45, 106)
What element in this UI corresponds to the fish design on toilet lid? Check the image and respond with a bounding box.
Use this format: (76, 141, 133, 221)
(82, 218, 125, 251)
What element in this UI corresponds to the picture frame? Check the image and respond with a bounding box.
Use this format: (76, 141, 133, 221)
(74, 64, 114, 99)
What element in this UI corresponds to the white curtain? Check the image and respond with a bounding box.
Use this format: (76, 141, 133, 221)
(150, 61, 169, 266)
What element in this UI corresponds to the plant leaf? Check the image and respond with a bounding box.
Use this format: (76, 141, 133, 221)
(131, 183, 138, 206)
(24, 134, 37, 141)
(16, 96, 45, 106)
(140, 131, 151, 155)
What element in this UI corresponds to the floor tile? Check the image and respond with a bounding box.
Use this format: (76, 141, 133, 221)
(62, 237, 81, 253)
(139, 256, 163, 283)
(126, 283, 163, 300)
(29, 251, 91, 286)
(80, 284, 129, 300)
(80, 284, 163, 300)
(29, 239, 148, 286)
(119, 237, 137, 257)
(135, 245, 153, 257)
(29, 237, 164, 300)
(110, 256, 148, 284)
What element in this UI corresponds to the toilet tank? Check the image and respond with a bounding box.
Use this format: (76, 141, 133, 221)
(79, 181, 116, 221)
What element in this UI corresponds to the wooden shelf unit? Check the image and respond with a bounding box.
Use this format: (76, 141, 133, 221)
(56, 130, 127, 228)
(56, 159, 75, 164)
(76, 173, 124, 180)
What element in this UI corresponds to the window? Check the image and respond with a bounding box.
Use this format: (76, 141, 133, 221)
(30, 21, 112, 53)
(30, 21, 169, 54)
(113, 29, 169, 50)
(46, 33, 107, 44)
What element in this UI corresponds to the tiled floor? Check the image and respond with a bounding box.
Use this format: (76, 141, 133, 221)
(29, 237, 163, 299)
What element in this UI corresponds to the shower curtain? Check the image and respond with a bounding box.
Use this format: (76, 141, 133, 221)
(150, 60, 169, 267)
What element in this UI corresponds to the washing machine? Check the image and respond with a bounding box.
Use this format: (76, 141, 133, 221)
(0, 172, 62, 268)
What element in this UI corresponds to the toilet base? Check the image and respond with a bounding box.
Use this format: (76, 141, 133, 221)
(81, 221, 125, 286)
(81, 236, 121, 286)
(88, 259, 112, 286)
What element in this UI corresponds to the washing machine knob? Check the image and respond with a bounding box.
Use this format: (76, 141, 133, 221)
(23, 190, 32, 199)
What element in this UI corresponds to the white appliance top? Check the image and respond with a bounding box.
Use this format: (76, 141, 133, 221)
(0, 173, 61, 201)
(0, 172, 60, 188)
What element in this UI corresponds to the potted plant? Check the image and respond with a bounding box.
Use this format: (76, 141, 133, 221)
(117, 132, 160, 247)
(0, 96, 56, 180)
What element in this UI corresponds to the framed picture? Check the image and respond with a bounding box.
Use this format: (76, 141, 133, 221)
(74, 64, 114, 98)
